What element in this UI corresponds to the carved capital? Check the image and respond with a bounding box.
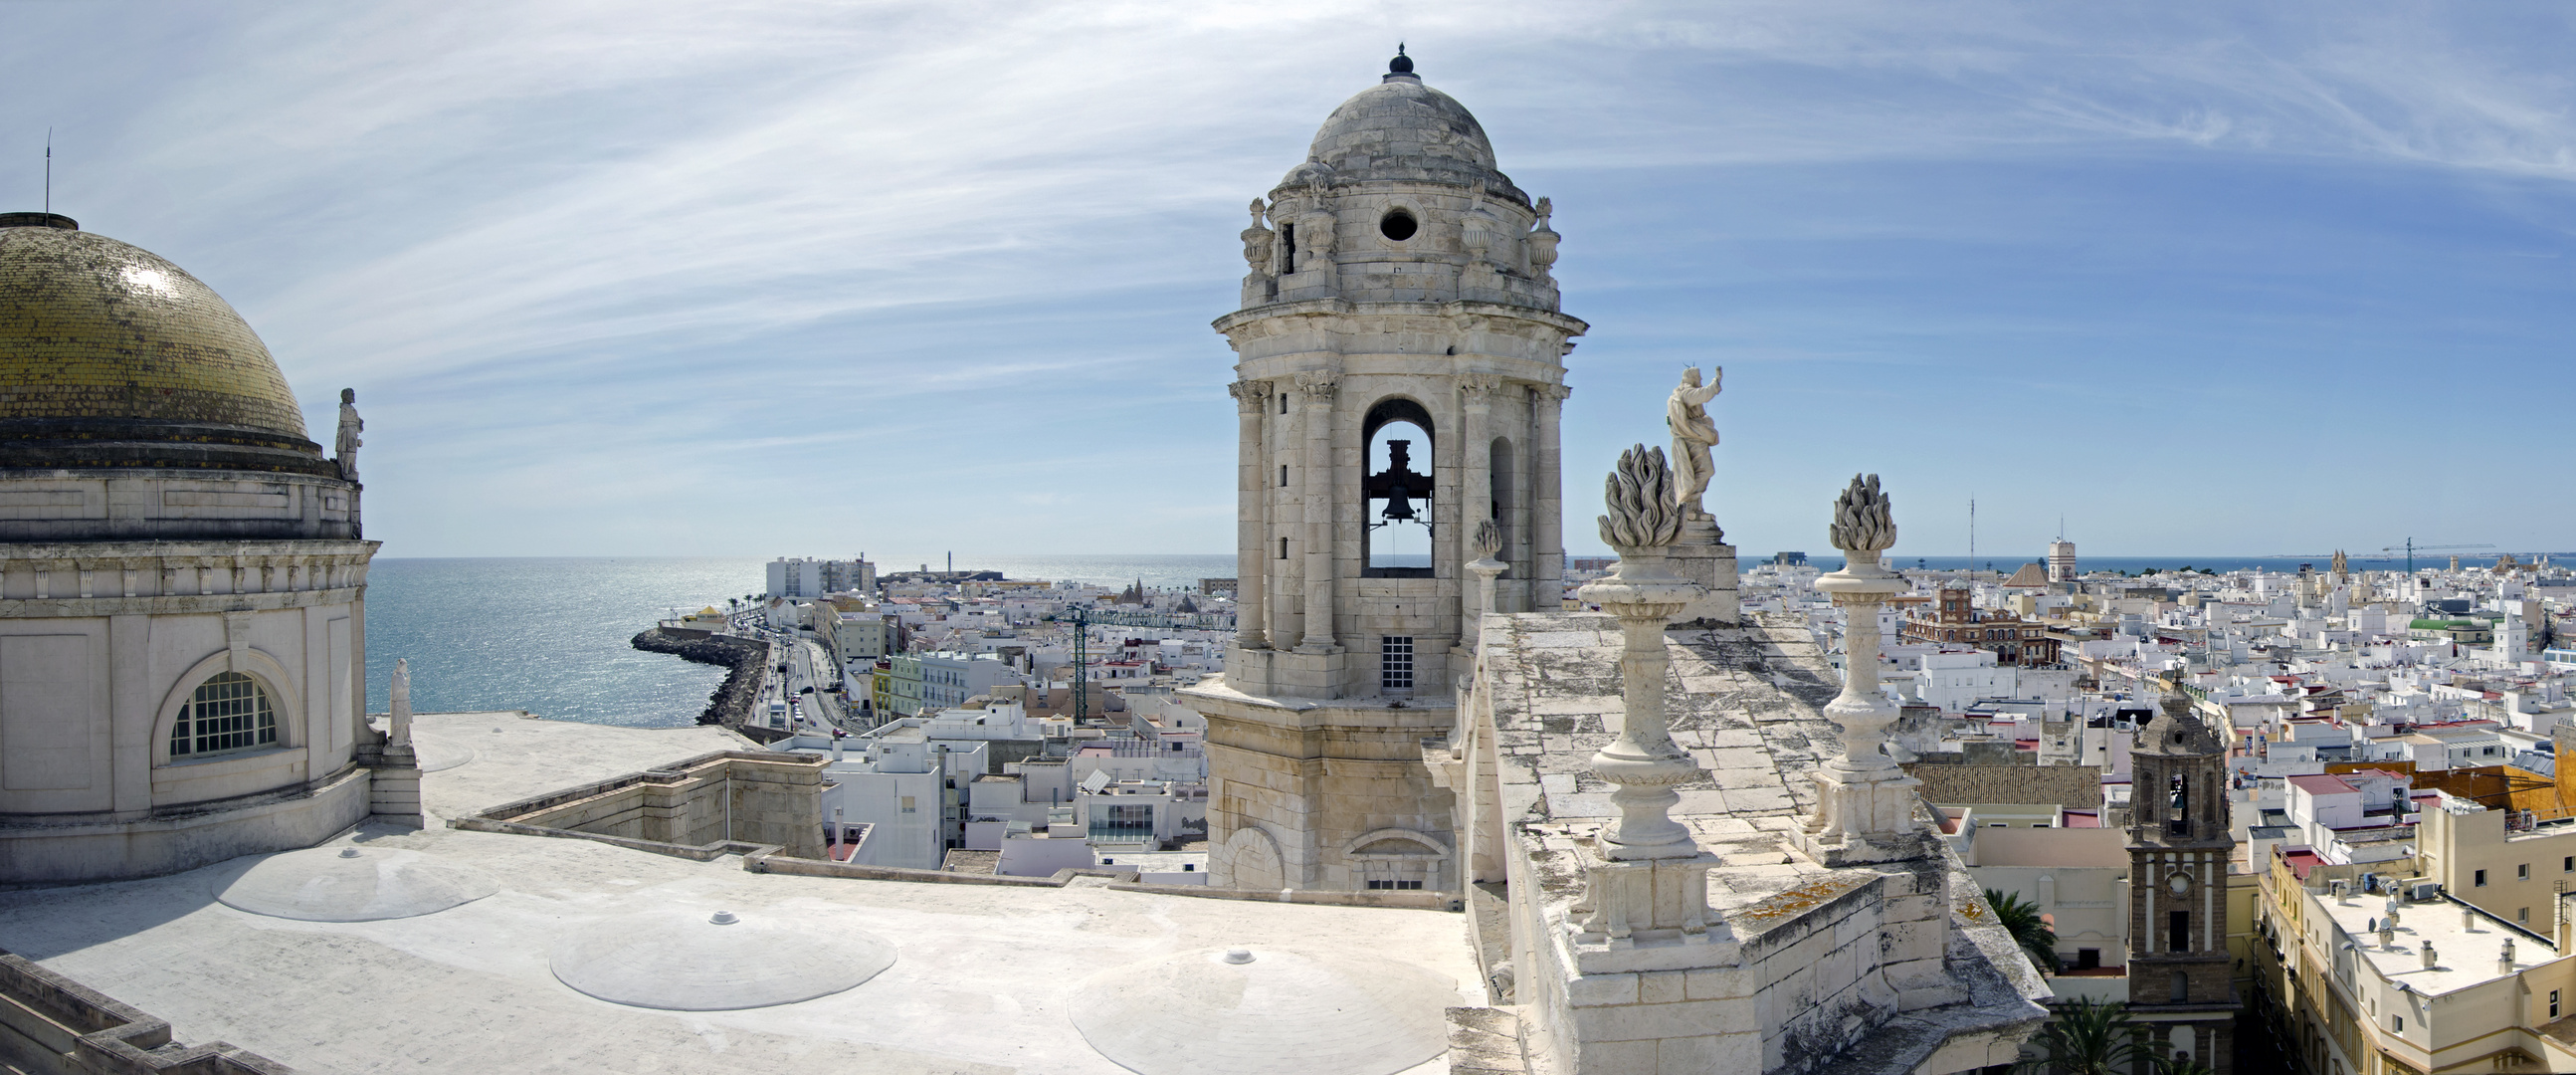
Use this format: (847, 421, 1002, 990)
(1459, 374, 1504, 404)
(1530, 382, 1571, 405)
(1294, 371, 1339, 403)
(1227, 379, 1274, 412)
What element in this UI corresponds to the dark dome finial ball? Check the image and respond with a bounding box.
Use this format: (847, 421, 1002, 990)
(1389, 45, 1413, 75)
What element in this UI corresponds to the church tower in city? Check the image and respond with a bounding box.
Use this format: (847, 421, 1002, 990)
(2124, 680, 2241, 1071)
(1186, 50, 1584, 891)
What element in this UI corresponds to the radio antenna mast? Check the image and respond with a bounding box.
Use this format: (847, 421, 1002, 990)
(1967, 497, 1976, 577)
(44, 128, 52, 216)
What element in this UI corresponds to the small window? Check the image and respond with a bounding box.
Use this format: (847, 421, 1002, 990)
(2477, 869, 2488, 887)
(1281, 464, 1288, 487)
(899, 795, 917, 814)
(2519, 907, 2530, 924)
(1378, 209, 1417, 241)
(168, 672, 277, 758)
(2553, 989, 2562, 1019)
(2392, 1015, 2403, 1033)
(2521, 864, 2532, 880)
(1365, 879, 1424, 890)
(2169, 910, 2189, 953)
(1280, 537, 1288, 560)
(2169, 970, 2188, 1002)
(1380, 636, 1414, 693)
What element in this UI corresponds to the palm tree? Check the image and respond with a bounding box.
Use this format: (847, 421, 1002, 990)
(2015, 997, 2151, 1074)
(1986, 888, 2060, 975)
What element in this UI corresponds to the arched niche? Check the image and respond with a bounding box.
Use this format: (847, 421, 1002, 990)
(1361, 397, 1434, 578)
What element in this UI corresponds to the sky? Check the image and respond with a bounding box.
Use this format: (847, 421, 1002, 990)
(4, 2, 2573, 562)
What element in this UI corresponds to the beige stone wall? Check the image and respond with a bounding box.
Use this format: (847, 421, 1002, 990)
(496, 752, 827, 860)
(1194, 688, 1454, 892)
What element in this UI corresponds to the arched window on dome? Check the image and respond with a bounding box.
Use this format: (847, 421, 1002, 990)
(169, 671, 277, 757)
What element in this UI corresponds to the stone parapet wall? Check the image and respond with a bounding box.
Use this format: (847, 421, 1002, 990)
(1454, 615, 2049, 1074)
(462, 750, 826, 859)
(0, 949, 296, 1073)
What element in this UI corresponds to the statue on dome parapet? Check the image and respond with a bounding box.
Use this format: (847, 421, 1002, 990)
(335, 388, 363, 483)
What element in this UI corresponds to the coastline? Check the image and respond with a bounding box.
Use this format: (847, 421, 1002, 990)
(629, 627, 784, 743)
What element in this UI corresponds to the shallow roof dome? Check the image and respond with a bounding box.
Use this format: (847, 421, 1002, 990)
(1068, 946, 1458, 1075)
(0, 213, 334, 474)
(552, 906, 896, 1010)
(212, 846, 497, 922)
(1289, 55, 1526, 202)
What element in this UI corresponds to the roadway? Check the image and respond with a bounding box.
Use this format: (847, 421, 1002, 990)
(726, 612, 853, 735)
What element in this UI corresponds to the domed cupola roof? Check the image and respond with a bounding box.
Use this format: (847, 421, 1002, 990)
(0, 213, 334, 476)
(2137, 683, 2221, 756)
(1290, 51, 1527, 203)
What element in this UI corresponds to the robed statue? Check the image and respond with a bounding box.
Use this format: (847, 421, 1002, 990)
(388, 657, 412, 746)
(1665, 366, 1722, 520)
(335, 388, 364, 483)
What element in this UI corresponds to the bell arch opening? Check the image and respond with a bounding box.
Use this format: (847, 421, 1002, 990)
(1362, 397, 1434, 578)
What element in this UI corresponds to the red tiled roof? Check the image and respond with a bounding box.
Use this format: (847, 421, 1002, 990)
(2286, 774, 2359, 796)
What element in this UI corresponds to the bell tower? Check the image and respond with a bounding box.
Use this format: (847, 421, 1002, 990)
(1188, 50, 1586, 892)
(2124, 678, 2240, 1071)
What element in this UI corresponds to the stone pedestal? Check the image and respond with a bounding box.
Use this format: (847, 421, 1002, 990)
(1544, 839, 1756, 1075)
(1668, 538, 1737, 627)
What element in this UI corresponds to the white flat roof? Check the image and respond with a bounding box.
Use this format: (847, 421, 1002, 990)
(0, 714, 1473, 1074)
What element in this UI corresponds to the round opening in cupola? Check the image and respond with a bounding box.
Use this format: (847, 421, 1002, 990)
(1378, 209, 1418, 241)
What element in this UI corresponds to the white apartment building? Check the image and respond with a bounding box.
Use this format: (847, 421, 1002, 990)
(767, 556, 876, 598)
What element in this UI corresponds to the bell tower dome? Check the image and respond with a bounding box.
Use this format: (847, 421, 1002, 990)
(1218, 48, 1586, 700)
(1191, 51, 1585, 892)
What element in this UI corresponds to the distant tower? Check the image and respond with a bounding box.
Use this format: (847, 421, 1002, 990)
(2125, 681, 2240, 1071)
(2329, 548, 2349, 584)
(2047, 538, 2078, 583)
(1187, 50, 1583, 892)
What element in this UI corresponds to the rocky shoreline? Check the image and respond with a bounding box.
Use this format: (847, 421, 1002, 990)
(630, 627, 776, 738)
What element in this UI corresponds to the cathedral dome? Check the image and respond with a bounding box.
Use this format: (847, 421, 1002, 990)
(0, 214, 333, 475)
(1292, 56, 1525, 201)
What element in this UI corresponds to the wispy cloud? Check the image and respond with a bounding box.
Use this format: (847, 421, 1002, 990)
(8, 1, 2576, 556)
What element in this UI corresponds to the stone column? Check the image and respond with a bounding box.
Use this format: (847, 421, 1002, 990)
(1798, 474, 1925, 866)
(1577, 446, 1704, 860)
(1458, 376, 1497, 629)
(1465, 521, 1506, 653)
(1531, 383, 1568, 608)
(1229, 380, 1271, 649)
(1297, 372, 1338, 652)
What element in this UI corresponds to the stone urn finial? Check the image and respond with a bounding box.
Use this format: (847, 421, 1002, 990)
(1598, 445, 1684, 555)
(1575, 445, 1705, 860)
(1799, 473, 1925, 862)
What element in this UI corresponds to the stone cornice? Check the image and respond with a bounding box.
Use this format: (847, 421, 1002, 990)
(0, 586, 368, 617)
(1213, 298, 1588, 339)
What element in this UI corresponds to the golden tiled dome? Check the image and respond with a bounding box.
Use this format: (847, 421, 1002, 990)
(0, 214, 330, 474)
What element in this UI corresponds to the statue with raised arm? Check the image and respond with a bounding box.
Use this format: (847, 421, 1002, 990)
(335, 388, 364, 483)
(1665, 366, 1722, 520)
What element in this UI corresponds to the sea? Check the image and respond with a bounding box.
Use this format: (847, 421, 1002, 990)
(361, 551, 2438, 730)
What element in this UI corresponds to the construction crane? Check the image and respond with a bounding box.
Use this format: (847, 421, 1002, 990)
(2381, 538, 2493, 574)
(2263, 539, 2496, 574)
(1060, 607, 1195, 724)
